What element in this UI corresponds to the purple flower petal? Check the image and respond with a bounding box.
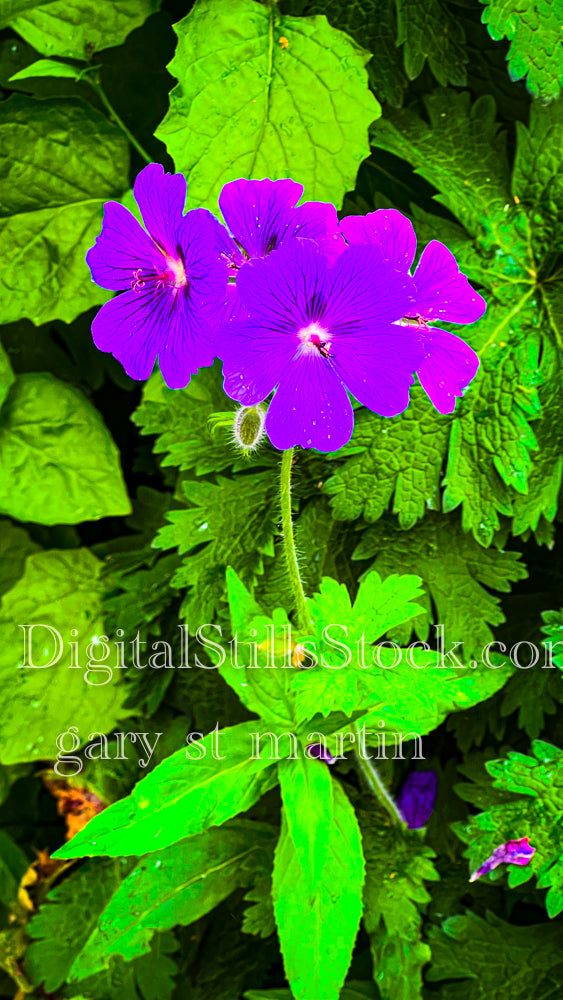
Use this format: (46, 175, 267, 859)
(265, 354, 354, 452)
(290, 200, 344, 263)
(470, 837, 535, 882)
(413, 240, 487, 325)
(396, 771, 437, 829)
(219, 177, 303, 259)
(340, 209, 417, 272)
(416, 325, 480, 414)
(220, 322, 294, 404)
(91, 286, 168, 381)
(86, 202, 156, 292)
(133, 162, 187, 257)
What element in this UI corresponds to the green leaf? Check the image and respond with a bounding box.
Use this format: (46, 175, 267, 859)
(155, 471, 278, 621)
(0, 373, 131, 524)
(9, 57, 82, 80)
(427, 911, 563, 999)
(0, 340, 14, 410)
(371, 90, 530, 264)
(3, 0, 161, 59)
(455, 740, 563, 917)
(0, 518, 40, 598)
(359, 807, 439, 1000)
(0, 548, 127, 764)
(0, 94, 129, 325)
(479, 0, 563, 100)
(395, 0, 467, 86)
(324, 390, 450, 529)
(285, 0, 407, 106)
(273, 778, 364, 1000)
(278, 756, 333, 893)
(156, 0, 379, 213)
(68, 821, 275, 977)
(353, 513, 527, 656)
(26, 858, 137, 992)
(53, 722, 279, 859)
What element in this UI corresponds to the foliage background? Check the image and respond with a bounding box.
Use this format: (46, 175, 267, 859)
(0, 0, 562, 997)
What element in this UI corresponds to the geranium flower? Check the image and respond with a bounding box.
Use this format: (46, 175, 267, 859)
(306, 743, 336, 764)
(340, 209, 485, 413)
(469, 836, 535, 882)
(217, 238, 425, 452)
(86, 163, 227, 388)
(396, 771, 437, 829)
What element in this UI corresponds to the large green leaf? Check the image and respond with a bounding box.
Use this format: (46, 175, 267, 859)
(53, 722, 279, 859)
(0, 95, 129, 324)
(395, 0, 467, 87)
(68, 821, 275, 977)
(3, 0, 161, 59)
(0, 548, 126, 764)
(273, 778, 364, 1000)
(156, 0, 379, 212)
(0, 373, 131, 524)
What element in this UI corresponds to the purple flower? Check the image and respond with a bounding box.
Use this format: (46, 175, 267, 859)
(216, 238, 425, 452)
(86, 163, 227, 388)
(340, 209, 485, 414)
(396, 771, 437, 829)
(469, 836, 535, 882)
(306, 743, 336, 764)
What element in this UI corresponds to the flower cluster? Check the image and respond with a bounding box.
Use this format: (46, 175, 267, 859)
(87, 163, 485, 453)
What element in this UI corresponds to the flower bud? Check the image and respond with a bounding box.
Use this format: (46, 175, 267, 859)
(232, 404, 266, 452)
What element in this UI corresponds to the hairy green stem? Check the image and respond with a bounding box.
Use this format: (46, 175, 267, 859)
(354, 728, 405, 826)
(280, 449, 311, 634)
(89, 80, 153, 165)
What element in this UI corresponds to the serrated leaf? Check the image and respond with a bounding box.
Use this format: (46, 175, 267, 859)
(3, 0, 160, 59)
(0, 95, 129, 325)
(359, 807, 439, 1000)
(0, 374, 131, 524)
(353, 513, 527, 656)
(273, 778, 364, 1000)
(455, 740, 563, 917)
(479, 0, 563, 101)
(156, 0, 379, 212)
(427, 911, 563, 999)
(396, 0, 467, 86)
(155, 471, 278, 622)
(53, 722, 279, 859)
(0, 548, 127, 764)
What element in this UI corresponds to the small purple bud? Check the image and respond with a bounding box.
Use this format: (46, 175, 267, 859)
(396, 771, 437, 829)
(469, 836, 535, 882)
(306, 743, 336, 765)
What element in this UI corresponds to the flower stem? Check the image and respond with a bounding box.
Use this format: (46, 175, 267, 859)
(354, 728, 406, 826)
(88, 80, 153, 165)
(280, 448, 311, 633)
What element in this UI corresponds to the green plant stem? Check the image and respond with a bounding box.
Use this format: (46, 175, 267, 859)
(280, 448, 311, 634)
(354, 728, 405, 826)
(89, 80, 153, 165)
